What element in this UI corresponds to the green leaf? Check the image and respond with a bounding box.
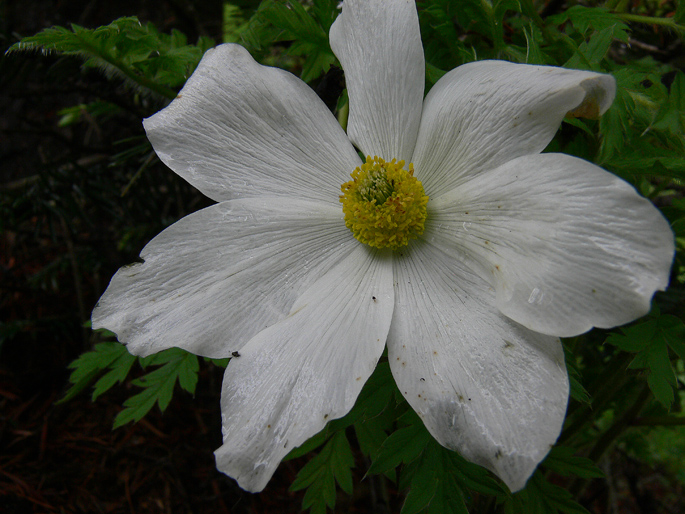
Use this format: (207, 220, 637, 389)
(420, 0, 472, 67)
(523, 24, 548, 65)
(542, 446, 604, 479)
(58, 341, 136, 404)
(566, 26, 621, 70)
(652, 71, 685, 136)
(531, 472, 591, 514)
(369, 409, 504, 504)
(606, 313, 684, 408)
(660, 315, 685, 361)
(354, 414, 390, 460)
(550, 6, 629, 38)
(113, 348, 199, 428)
(222, 4, 249, 43)
(401, 440, 482, 514)
(598, 76, 636, 159)
(426, 62, 447, 87)
(366, 411, 431, 475)
(290, 431, 354, 514)
(564, 344, 591, 405)
(402, 448, 441, 514)
(646, 338, 677, 407)
(204, 356, 230, 368)
(502, 471, 590, 514)
(92, 351, 137, 401)
(243, 0, 335, 82)
(9, 17, 213, 98)
(606, 319, 656, 353)
(57, 101, 122, 127)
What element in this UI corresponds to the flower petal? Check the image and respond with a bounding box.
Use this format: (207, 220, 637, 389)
(429, 153, 674, 337)
(214, 245, 394, 492)
(388, 241, 568, 492)
(330, 0, 424, 163)
(143, 44, 360, 205)
(92, 198, 355, 358)
(412, 60, 615, 197)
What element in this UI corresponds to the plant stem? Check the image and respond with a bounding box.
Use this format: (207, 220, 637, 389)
(73, 33, 178, 100)
(616, 14, 685, 32)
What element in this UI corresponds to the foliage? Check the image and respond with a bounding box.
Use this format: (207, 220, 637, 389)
(606, 308, 685, 408)
(6, 0, 685, 513)
(60, 333, 201, 428)
(8, 17, 214, 99)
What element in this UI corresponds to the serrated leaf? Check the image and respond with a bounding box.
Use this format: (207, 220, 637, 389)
(564, 344, 591, 405)
(646, 339, 677, 407)
(605, 324, 653, 353)
(420, 1, 471, 66)
(354, 415, 389, 459)
(222, 4, 249, 43)
(445, 448, 507, 497)
(367, 413, 430, 475)
(542, 446, 604, 479)
(532, 472, 591, 514)
(328, 360, 397, 432)
(402, 456, 440, 514)
(331, 432, 354, 495)
(566, 26, 619, 70)
(244, 0, 334, 82)
(550, 6, 628, 38)
(92, 351, 137, 400)
(503, 471, 590, 514)
(661, 316, 685, 361)
(58, 342, 135, 404)
(204, 356, 230, 368)
(606, 313, 684, 408)
(290, 431, 354, 514)
(113, 348, 198, 428)
(401, 441, 470, 514)
(9, 17, 212, 99)
(523, 24, 547, 65)
(652, 71, 685, 136)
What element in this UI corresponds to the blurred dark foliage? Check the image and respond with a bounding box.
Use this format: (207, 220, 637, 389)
(0, 2, 392, 511)
(0, 1, 272, 512)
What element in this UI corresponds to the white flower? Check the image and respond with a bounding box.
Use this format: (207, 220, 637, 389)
(92, 0, 674, 494)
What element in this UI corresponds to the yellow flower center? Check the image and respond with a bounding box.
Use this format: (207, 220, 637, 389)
(339, 156, 429, 249)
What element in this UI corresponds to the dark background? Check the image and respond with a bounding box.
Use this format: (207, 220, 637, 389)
(0, 1, 329, 512)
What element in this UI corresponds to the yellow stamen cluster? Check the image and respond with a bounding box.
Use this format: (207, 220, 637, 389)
(340, 156, 429, 249)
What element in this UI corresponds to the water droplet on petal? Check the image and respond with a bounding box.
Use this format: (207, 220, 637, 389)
(528, 287, 544, 304)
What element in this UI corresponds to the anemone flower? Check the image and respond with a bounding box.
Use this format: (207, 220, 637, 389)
(92, 0, 674, 493)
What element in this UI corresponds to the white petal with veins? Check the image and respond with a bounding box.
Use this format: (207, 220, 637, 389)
(144, 44, 360, 205)
(215, 245, 394, 492)
(429, 153, 674, 336)
(93, 198, 354, 358)
(388, 240, 568, 492)
(330, 0, 424, 163)
(413, 60, 615, 197)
